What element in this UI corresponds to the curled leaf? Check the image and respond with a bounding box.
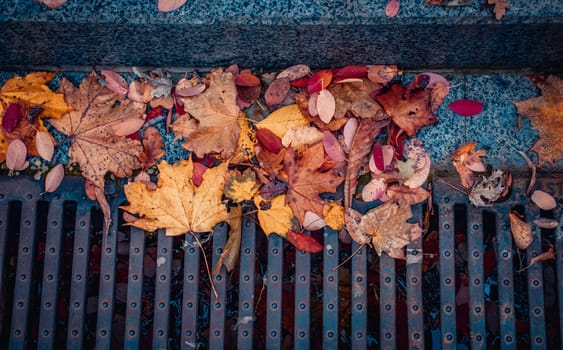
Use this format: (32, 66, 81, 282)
(175, 78, 206, 97)
(35, 131, 55, 161)
(101, 70, 128, 97)
(531, 190, 557, 210)
(213, 206, 242, 274)
(287, 230, 323, 253)
(509, 210, 532, 249)
(44, 164, 64, 193)
(6, 139, 27, 171)
(84, 179, 97, 201)
(448, 99, 484, 117)
(518, 151, 536, 194)
(367, 65, 401, 84)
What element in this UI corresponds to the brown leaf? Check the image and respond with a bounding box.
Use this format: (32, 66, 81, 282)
(452, 141, 487, 189)
(384, 185, 430, 206)
(344, 119, 389, 207)
(84, 179, 97, 200)
(49, 72, 145, 188)
(375, 82, 437, 136)
(329, 80, 387, 120)
(101, 70, 128, 97)
(513, 75, 563, 166)
(265, 77, 291, 107)
(138, 126, 165, 169)
(509, 210, 533, 249)
(94, 185, 112, 238)
(171, 69, 241, 158)
(44, 164, 64, 193)
(213, 206, 242, 274)
(284, 143, 344, 225)
(367, 65, 401, 84)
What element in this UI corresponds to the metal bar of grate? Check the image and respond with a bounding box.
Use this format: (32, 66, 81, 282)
(38, 198, 64, 349)
(266, 234, 283, 349)
(96, 201, 120, 349)
(237, 215, 256, 347)
(294, 232, 311, 349)
(437, 186, 457, 349)
(209, 223, 227, 349)
(152, 231, 173, 349)
(467, 207, 485, 348)
(351, 242, 367, 349)
(9, 190, 38, 349)
(380, 253, 395, 350)
(407, 204, 424, 349)
(322, 227, 339, 348)
(67, 201, 92, 349)
(0, 193, 8, 328)
(181, 233, 200, 349)
(557, 212, 563, 350)
(124, 227, 145, 348)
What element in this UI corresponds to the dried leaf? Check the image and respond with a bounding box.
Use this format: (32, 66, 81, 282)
(385, 0, 400, 17)
(44, 164, 64, 193)
(138, 126, 164, 169)
(224, 168, 259, 203)
(452, 142, 487, 189)
(38, 0, 67, 9)
(344, 207, 372, 244)
(101, 70, 128, 97)
(256, 128, 284, 154)
(513, 75, 563, 166)
(343, 118, 358, 151)
(402, 139, 431, 188)
(346, 202, 422, 259)
(334, 65, 368, 80)
(284, 143, 344, 224)
(287, 230, 323, 253)
(84, 179, 97, 200)
(317, 89, 336, 124)
(385, 185, 430, 206)
(6, 139, 27, 171)
(282, 126, 323, 149)
(329, 80, 386, 120)
(265, 77, 291, 107)
(253, 194, 296, 239)
(277, 64, 311, 81)
(122, 158, 228, 235)
(533, 218, 558, 229)
(361, 178, 387, 202)
(375, 82, 437, 136)
(488, 0, 509, 20)
(158, 0, 187, 12)
(35, 131, 54, 161)
(367, 65, 401, 84)
(469, 170, 511, 207)
(302, 211, 326, 231)
(172, 69, 241, 158)
(256, 104, 309, 139)
(49, 72, 144, 188)
(94, 185, 112, 238)
(295, 93, 348, 132)
(509, 210, 532, 249)
(230, 115, 256, 164)
(448, 99, 484, 117)
(213, 206, 242, 274)
(530, 190, 557, 210)
(518, 151, 536, 194)
(322, 202, 345, 230)
(111, 115, 146, 136)
(308, 70, 333, 93)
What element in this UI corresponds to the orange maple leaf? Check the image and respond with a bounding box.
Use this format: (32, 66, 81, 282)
(514, 75, 563, 166)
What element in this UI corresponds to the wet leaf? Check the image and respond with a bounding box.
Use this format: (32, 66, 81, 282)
(85, 179, 97, 200)
(287, 230, 323, 253)
(44, 164, 64, 193)
(448, 99, 484, 117)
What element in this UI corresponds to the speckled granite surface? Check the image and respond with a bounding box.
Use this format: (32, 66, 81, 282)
(0, 0, 561, 68)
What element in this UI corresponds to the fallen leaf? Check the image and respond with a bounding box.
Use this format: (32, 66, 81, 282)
(385, 184, 430, 206)
(265, 77, 291, 107)
(158, 0, 187, 12)
(448, 99, 484, 117)
(287, 230, 323, 253)
(302, 211, 326, 231)
(346, 202, 422, 259)
(213, 205, 242, 274)
(323, 130, 346, 163)
(256, 128, 284, 154)
(533, 218, 559, 229)
(138, 126, 164, 169)
(94, 186, 112, 238)
(282, 126, 323, 149)
(369, 144, 394, 174)
(518, 151, 536, 194)
(452, 142, 487, 189)
(122, 158, 228, 235)
(317, 89, 336, 124)
(530, 190, 557, 210)
(2, 103, 21, 132)
(224, 168, 259, 203)
(191, 161, 208, 187)
(235, 72, 260, 87)
(361, 177, 387, 202)
(230, 115, 256, 164)
(411, 73, 450, 110)
(488, 0, 509, 20)
(514, 75, 563, 166)
(344, 207, 372, 244)
(308, 70, 333, 93)
(253, 194, 297, 239)
(295, 93, 348, 132)
(111, 115, 146, 136)
(84, 179, 97, 200)
(172, 69, 241, 158)
(509, 210, 532, 249)
(385, 0, 400, 17)
(343, 117, 359, 151)
(256, 104, 310, 139)
(35, 131, 54, 161)
(284, 143, 344, 224)
(49, 72, 145, 188)
(375, 82, 437, 136)
(402, 139, 431, 188)
(329, 80, 386, 120)
(44, 164, 64, 193)
(277, 64, 311, 81)
(334, 65, 368, 80)
(6, 139, 27, 171)
(38, 0, 67, 9)
(256, 146, 286, 177)
(322, 202, 345, 230)
(367, 65, 401, 84)
(101, 70, 128, 97)
(469, 170, 511, 207)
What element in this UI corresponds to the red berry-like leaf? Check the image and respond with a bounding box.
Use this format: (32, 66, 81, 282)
(235, 72, 261, 87)
(334, 65, 369, 80)
(2, 103, 22, 132)
(291, 76, 310, 88)
(287, 230, 323, 253)
(448, 99, 484, 117)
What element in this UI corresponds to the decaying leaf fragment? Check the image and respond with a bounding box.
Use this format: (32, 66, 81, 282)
(509, 210, 533, 249)
(122, 158, 228, 236)
(488, 0, 509, 20)
(346, 202, 422, 259)
(469, 169, 511, 207)
(253, 194, 296, 239)
(138, 127, 165, 169)
(224, 168, 259, 203)
(213, 206, 242, 275)
(452, 142, 487, 189)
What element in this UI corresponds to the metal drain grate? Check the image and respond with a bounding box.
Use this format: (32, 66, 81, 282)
(0, 176, 561, 349)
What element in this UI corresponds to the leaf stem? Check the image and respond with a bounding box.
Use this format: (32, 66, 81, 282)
(332, 243, 365, 271)
(190, 232, 219, 300)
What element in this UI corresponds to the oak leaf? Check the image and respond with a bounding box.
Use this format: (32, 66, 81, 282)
(172, 69, 240, 158)
(346, 202, 422, 259)
(513, 75, 563, 166)
(122, 158, 228, 236)
(49, 72, 145, 188)
(375, 82, 437, 136)
(284, 142, 344, 225)
(253, 194, 297, 239)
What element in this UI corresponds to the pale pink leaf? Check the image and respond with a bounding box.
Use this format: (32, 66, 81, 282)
(158, 0, 187, 12)
(35, 131, 55, 161)
(6, 139, 27, 171)
(531, 190, 557, 210)
(317, 89, 336, 124)
(38, 0, 67, 9)
(362, 178, 387, 201)
(465, 161, 486, 172)
(101, 70, 129, 97)
(533, 218, 558, 229)
(44, 164, 64, 193)
(175, 83, 206, 97)
(386, 0, 400, 17)
(277, 64, 311, 81)
(343, 117, 358, 151)
(111, 116, 146, 136)
(323, 131, 346, 162)
(303, 211, 326, 231)
(308, 92, 319, 117)
(128, 80, 146, 103)
(123, 211, 138, 223)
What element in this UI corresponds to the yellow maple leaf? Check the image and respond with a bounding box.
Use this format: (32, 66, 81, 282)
(253, 194, 296, 239)
(229, 113, 256, 164)
(323, 202, 345, 230)
(224, 168, 259, 203)
(122, 158, 228, 236)
(256, 104, 310, 139)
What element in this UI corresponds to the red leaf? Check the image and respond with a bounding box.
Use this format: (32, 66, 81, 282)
(265, 78, 291, 107)
(388, 123, 407, 160)
(235, 72, 260, 87)
(256, 128, 284, 154)
(334, 65, 368, 80)
(386, 0, 400, 17)
(291, 76, 310, 88)
(308, 70, 333, 93)
(448, 99, 484, 117)
(287, 230, 323, 253)
(372, 143, 385, 171)
(192, 162, 208, 187)
(2, 103, 22, 132)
